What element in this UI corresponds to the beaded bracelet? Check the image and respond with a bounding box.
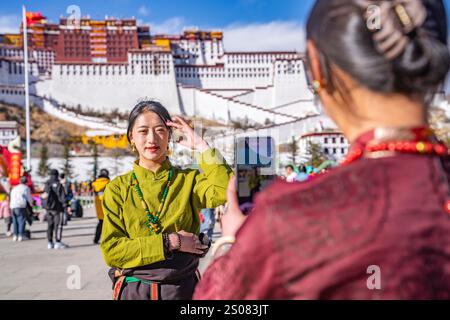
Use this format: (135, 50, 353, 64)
(169, 232, 181, 252)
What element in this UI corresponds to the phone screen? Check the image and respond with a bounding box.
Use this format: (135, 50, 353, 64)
(235, 137, 276, 211)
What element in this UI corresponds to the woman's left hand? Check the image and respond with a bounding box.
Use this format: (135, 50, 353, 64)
(220, 176, 247, 237)
(166, 116, 210, 152)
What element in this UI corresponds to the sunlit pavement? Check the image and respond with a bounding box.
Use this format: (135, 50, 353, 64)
(0, 207, 219, 300)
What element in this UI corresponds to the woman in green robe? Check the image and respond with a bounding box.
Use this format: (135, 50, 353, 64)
(100, 100, 233, 300)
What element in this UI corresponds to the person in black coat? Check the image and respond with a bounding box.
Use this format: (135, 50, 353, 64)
(42, 169, 68, 249)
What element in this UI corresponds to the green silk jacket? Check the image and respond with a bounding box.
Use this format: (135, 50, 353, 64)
(100, 148, 233, 269)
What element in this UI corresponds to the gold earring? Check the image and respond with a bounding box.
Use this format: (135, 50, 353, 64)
(313, 80, 322, 94)
(131, 143, 136, 152)
(167, 142, 173, 157)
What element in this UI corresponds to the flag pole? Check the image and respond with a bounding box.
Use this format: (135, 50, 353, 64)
(22, 5, 31, 172)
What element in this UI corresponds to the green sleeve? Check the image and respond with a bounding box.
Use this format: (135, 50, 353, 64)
(192, 148, 234, 210)
(100, 181, 165, 269)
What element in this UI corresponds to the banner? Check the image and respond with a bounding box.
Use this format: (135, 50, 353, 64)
(9, 152, 21, 186)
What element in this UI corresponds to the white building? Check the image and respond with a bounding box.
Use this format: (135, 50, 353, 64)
(0, 56, 39, 106)
(298, 131, 349, 163)
(0, 29, 323, 143)
(0, 45, 54, 74)
(0, 29, 345, 171)
(43, 47, 316, 127)
(0, 121, 18, 147)
(48, 48, 180, 116)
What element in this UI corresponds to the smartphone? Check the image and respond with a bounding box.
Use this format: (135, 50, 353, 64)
(235, 137, 276, 212)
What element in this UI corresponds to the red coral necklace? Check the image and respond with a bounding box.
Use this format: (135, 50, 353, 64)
(342, 127, 448, 166)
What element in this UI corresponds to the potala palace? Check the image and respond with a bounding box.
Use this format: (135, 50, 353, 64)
(3, 40, 317, 120)
(1, 15, 448, 169)
(0, 15, 335, 139)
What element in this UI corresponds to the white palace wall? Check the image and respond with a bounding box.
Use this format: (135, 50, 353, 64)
(1, 46, 321, 129)
(273, 59, 314, 108)
(206, 90, 250, 98)
(47, 59, 181, 114)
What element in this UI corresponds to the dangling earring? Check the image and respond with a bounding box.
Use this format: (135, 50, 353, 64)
(131, 142, 136, 153)
(167, 141, 173, 157)
(313, 80, 322, 94)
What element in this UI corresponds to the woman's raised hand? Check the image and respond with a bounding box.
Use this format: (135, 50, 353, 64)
(166, 116, 210, 152)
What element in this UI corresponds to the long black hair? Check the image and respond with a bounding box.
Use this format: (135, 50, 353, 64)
(126, 100, 172, 143)
(307, 0, 450, 100)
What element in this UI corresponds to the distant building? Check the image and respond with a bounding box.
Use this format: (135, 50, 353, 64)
(0, 121, 18, 147)
(14, 16, 149, 64)
(55, 17, 144, 63)
(1, 16, 150, 69)
(298, 131, 349, 163)
(0, 14, 319, 131)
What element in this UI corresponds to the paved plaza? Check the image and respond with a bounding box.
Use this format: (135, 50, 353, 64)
(0, 207, 217, 300)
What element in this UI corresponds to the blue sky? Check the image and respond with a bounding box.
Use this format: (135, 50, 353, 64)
(0, 0, 315, 28)
(0, 0, 449, 52)
(0, 0, 313, 51)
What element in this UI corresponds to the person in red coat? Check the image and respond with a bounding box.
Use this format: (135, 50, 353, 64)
(194, 0, 450, 300)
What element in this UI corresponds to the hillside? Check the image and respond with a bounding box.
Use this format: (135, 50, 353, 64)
(0, 102, 88, 144)
(0, 102, 98, 158)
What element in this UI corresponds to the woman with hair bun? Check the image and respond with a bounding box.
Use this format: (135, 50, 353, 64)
(195, 0, 450, 299)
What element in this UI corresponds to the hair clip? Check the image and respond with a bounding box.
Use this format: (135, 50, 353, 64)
(360, 0, 427, 61)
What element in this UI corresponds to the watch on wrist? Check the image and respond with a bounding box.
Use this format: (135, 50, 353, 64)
(162, 233, 173, 259)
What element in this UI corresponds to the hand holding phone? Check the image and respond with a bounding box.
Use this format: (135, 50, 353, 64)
(220, 176, 247, 238)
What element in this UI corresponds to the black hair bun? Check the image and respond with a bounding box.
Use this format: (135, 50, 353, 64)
(393, 0, 450, 93)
